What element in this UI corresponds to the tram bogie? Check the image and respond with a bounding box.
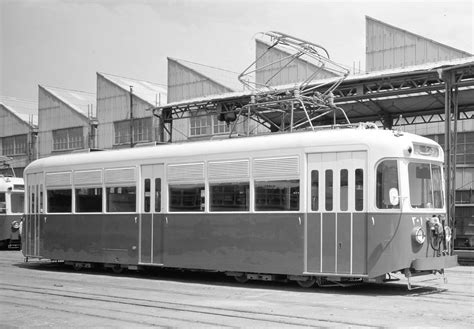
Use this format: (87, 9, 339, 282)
(0, 175, 24, 249)
(22, 127, 458, 288)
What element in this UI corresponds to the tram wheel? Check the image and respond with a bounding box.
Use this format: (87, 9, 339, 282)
(111, 264, 124, 274)
(296, 278, 317, 288)
(234, 273, 249, 283)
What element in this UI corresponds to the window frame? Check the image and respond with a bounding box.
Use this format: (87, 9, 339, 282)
(375, 158, 400, 210)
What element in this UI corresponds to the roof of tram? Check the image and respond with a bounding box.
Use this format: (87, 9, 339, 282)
(155, 56, 474, 128)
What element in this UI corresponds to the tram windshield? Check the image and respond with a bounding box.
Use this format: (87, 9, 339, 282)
(11, 192, 25, 213)
(408, 162, 444, 209)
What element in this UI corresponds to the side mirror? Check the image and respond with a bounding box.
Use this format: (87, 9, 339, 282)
(389, 188, 399, 206)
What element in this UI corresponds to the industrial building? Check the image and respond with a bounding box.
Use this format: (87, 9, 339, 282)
(366, 16, 472, 72)
(37, 85, 96, 159)
(166, 58, 246, 142)
(96, 72, 167, 149)
(0, 97, 37, 177)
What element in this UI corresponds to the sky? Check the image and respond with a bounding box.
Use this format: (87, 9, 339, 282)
(1, 0, 473, 106)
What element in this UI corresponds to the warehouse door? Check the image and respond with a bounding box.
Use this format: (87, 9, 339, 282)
(140, 164, 164, 265)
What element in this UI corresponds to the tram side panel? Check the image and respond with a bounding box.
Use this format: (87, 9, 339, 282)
(163, 213, 305, 275)
(40, 214, 139, 265)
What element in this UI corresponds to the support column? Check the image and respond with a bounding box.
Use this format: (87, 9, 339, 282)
(443, 70, 458, 254)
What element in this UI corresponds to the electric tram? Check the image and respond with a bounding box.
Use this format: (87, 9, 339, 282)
(22, 125, 457, 288)
(0, 175, 24, 249)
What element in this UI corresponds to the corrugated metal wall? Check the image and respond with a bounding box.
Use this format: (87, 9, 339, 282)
(38, 86, 90, 158)
(96, 74, 159, 149)
(167, 59, 232, 103)
(366, 17, 471, 72)
(255, 40, 336, 87)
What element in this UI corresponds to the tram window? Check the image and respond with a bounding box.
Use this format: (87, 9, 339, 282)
(0, 193, 5, 213)
(311, 170, 319, 211)
(76, 188, 102, 213)
(169, 184, 205, 212)
(355, 169, 364, 211)
(325, 170, 333, 211)
(210, 182, 249, 212)
(11, 193, 24, 213)
(155, 178, 161, 212)
(255, 180, 299, 211)
(408, 163, 444, 209)
(106, 186, 136, 212)
(144, 179, 151, 213)
(340, 169, 348, 211)
(376, 160, 399, 209)
(40, 185, 43, 213)
(47, 189, 72, 213)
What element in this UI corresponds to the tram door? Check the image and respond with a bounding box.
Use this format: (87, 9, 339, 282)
(306, 152, 367, 275)
(140, 164, 164, 265)
(25, 173, 43, 257)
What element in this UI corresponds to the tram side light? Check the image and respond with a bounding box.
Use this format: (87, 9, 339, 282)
(412, 226, 426, 245)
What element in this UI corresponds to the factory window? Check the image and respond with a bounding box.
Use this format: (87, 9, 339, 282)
(53, 127, 84, 151)
(190, 113, 230, 137)
(2, 134, 27, 155)
(114, 117, 152, 145)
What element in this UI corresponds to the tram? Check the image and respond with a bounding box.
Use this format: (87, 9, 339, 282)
(0, 175, 24, 249)
(22, 125, 457, 288)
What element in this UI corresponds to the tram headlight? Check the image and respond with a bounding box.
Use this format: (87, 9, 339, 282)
(11, 220, 20, 230)
(412, 226, 426, 245)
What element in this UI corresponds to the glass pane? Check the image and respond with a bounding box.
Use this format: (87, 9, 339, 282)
(431, 165, 444, 208)
(47, 189, 72, 213)
(11, 193, 24, 213)
(76, 188, 102, 213)
(311, 170, 319, 211)
(155, 178, 161, 212)
(0, 193, 5, 213)
(325, 170, 333, 211)
(255, 180, 299, 211)
(106, 186, 136, 212)
(210, 182, 249, 211)
(376, 160, 399, 209)
(340, 169, 348, 211)
(144, 179, 150, 213)
(355, 169, 364, 211)
(169, 184, 205, 212)
(408, 163, 433, 208)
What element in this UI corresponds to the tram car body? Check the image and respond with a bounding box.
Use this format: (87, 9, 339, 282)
(0, 175, 24, 249)
(22, 127, 457, 286)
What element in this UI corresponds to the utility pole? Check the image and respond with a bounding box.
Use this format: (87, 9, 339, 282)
(129, 86, 134, 148)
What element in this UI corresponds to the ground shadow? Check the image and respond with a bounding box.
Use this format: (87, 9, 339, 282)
(11, 256, 448, 297)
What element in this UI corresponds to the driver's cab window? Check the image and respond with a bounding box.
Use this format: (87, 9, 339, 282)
(376, 160, 399, 209)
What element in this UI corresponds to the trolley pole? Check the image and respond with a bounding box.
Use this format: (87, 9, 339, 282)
(129, 86, 134, 148)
